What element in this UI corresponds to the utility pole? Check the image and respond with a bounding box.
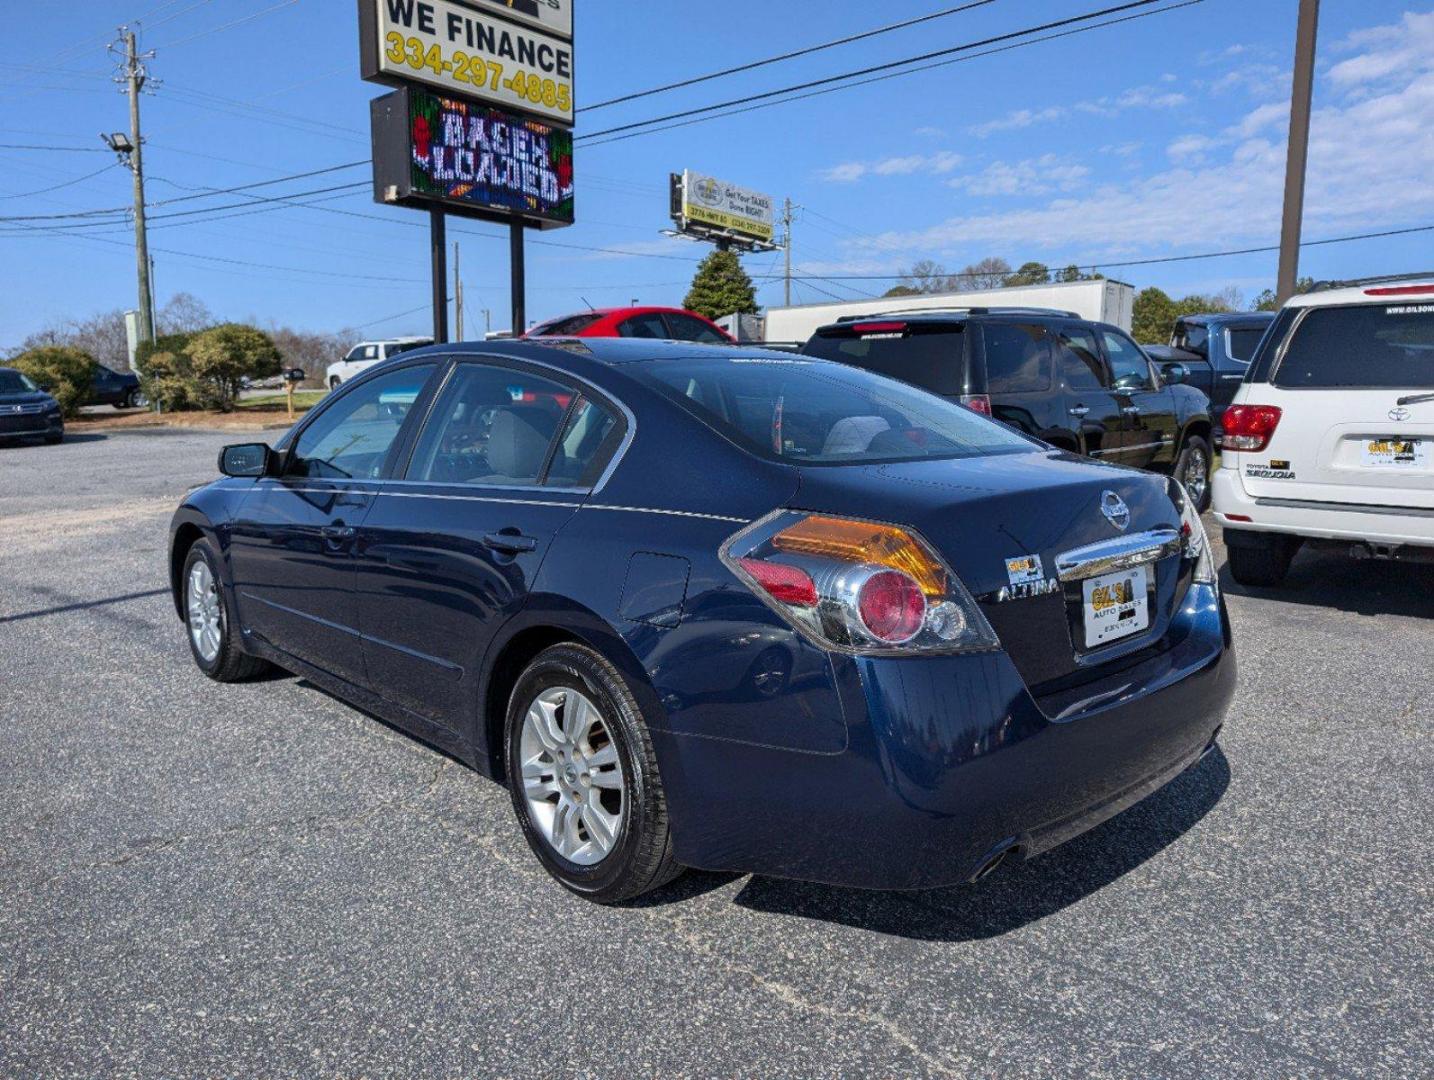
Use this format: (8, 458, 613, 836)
(1277, 0, 1320, 305)
(453, 241, 464, 341)
(782, 197, 795, 308)
(109, 29, 156, 348)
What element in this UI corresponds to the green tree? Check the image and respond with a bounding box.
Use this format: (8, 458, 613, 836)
(1254, 277, 1315, 310)
(683, 250, 758, 321)
(881, 284, 923, 298)
(1004, 261, 1051, 287)
(188, 323, 281, 412)
(1132, 287, 1178, 344)
(9, 345, 96, 418)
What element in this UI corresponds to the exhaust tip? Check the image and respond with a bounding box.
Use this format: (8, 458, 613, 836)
(972, 847, 1014, 882)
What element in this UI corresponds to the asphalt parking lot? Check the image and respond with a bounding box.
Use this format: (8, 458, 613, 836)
(2, 427, 1431, 1079)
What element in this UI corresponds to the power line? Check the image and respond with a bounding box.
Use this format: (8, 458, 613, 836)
(581, 0, 1001, 112)
(575, 0, 1174, 143)
(579, 1, 1201, 148)
(746, 223, 1434, 282)
(151, 0, 300, 48)
(0, 143, 111, 153)
(0, 163, 117, 200)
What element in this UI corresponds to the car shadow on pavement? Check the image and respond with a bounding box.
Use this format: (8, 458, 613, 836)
(0, 587, 171, 625)
(1219, 550, 1434, 619)
(721, 748, 1231, 942)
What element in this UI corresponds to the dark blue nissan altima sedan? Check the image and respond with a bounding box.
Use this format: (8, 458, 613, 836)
(169, 339, 1234, 902)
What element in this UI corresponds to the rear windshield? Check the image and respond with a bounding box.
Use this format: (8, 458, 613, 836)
(802, 325, 966, 396)
(628, 355, 1034, 466)
(1274, 304, 1434, 388)
(534, 313, 602, 336)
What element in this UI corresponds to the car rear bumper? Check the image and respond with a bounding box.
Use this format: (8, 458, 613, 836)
(653, 582, 1234, 890)
(1213, 468, 1434, 546)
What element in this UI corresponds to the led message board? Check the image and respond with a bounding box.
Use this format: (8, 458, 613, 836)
(371, 85, 574, 228)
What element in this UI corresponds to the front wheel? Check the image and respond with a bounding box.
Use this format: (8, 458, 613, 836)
(328, 376, 341, 390)
(1175, 435, 1213, 512)
(505, 643, 682, 903)
(44, 428, 63, 445)
(182, 540, 270, 681)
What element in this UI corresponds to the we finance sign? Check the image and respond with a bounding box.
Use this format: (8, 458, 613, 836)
(359, 0, 575, 126)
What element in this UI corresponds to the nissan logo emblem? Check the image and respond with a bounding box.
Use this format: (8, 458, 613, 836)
(1389, 407, 1412, 422)
(1100, 491, 1131, 532)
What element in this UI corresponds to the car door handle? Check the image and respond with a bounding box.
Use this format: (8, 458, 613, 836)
(483, 531, 538, 554)
(321, 525, 356, 540)
(1122, 405, 1142, 415)
(1068, 406, 1090, 418)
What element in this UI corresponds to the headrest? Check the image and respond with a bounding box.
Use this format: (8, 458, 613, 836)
(486, 405, 559, 479)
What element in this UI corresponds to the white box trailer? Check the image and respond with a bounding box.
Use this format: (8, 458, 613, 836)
(762, 278, 1135, 345)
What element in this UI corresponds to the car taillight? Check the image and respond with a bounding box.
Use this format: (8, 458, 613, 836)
(1222, 404, 1282, 451)
(1365, 285, 1434, 296)
(961, 394, 993, 416)
(721, 511, 998, 655)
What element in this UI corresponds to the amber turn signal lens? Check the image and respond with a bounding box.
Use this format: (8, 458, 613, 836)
(770, 515, 948, 597)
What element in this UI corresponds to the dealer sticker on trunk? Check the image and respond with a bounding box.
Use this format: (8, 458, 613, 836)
(1005, 554, 1046, 586)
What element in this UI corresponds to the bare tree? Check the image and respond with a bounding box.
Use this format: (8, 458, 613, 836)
(158, 292, 216, 335)
(894, 259, 951, 294)
(954, 257, 1012, 292)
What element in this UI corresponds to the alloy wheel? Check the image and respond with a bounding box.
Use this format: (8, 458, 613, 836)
(187, 560, 223, 663)
(519, 687, 626, 866)
(1184, 446, 1209, 508)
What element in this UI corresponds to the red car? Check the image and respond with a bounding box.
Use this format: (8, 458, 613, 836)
(524, 306, 735, 344)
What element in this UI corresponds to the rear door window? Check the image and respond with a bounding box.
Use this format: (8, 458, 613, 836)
(981, 324, 1051, 394)
(618, 314, 670, 339)
(1226, 327, 1265, 364)
(665, 313, 729, 343)
(1056, 327, 1109, 390)
(802, 325, 966, 396)
(1274, 304, 1434, 388)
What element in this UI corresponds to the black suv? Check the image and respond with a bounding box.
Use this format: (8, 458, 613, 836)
(801, 308, 1216, 508)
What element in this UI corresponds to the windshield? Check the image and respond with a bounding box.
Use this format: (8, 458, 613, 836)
(802, 325, 966, 396)
(629, 355, 1035, 465)
(1274, 303, 1434, 388)
(0, 370, 39, 393)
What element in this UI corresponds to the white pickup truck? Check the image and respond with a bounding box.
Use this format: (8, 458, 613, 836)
(325, 337, 433, 389)
(1212, 274, 1434, 585)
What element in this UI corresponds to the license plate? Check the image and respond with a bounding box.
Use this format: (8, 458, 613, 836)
(1363, 438, 1429, 468)
(1082, 565, 1150, 648)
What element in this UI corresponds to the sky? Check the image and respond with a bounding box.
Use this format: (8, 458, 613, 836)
(3, 0, 1432, 347)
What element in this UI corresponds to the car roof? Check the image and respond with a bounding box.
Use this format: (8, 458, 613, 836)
(1177, 311, 1276, 326)
(424, 338, 789, 368)
(1287, 273, 1434, 309)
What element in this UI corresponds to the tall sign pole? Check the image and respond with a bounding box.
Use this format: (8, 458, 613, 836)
(1277, 0, 1320, 305)
(510, 220, 526, 336)
(430, 208, 448, 343)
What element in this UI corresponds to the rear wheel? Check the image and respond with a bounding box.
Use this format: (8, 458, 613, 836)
(505, 643, 682, 903)
(328, 376, 341, 390)
(44, 427, 63, 445)
(1175, 435, 1213, 512)
(182, 540, 270, 681)
(1226, 531, 1299, 587)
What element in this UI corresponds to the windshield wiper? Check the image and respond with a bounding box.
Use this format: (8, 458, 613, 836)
(1397, 392, 1434, 406)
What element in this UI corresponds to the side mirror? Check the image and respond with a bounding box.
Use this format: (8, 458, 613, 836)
(1163, 363, 1188, 385)
(219, 442, 274, 478)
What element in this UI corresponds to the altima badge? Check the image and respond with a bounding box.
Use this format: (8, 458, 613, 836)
(1100, 491, 1131, 532)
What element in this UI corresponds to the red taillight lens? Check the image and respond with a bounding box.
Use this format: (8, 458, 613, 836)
(1222, 404, 1283, 451)
(961, 394, 993, 416)
(856, 570, 926, 644)
(738, 558, 817, 607)
(850, 321, 907, 335)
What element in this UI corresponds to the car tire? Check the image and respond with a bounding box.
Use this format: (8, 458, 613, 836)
(118, 391, 134, 410)
(44, 428, 63, 445)
(181, 539, 270, 682)
(1226, 533, 1298, 588)
(1175, 435, 1213, 513)
(504, 642, 683, 904)
(329, 376, 341, 390)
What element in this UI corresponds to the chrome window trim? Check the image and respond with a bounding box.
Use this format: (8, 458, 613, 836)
(1056, 527, 1183, 583)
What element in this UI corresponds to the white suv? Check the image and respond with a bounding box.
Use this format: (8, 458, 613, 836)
(1212, 273, 1434, 586)
(325, 337, 432, 389)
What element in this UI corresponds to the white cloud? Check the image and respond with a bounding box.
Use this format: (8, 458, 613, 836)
(822, 12, 1434, 267)
(947, 155, 1091, 197)
(969, 106, 1066, 137)
(1166, 134, 1216, 163)
(970, 82, 1186, 136)
(913, 126, 947, 139)
(818, 151, 963, 183)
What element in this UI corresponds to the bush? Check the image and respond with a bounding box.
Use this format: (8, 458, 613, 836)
(137, 333, 200, 411)
(9, 345, 96, 418)
(189, 324, 281, 412)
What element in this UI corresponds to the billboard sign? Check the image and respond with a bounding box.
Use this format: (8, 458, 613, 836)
(672, 170, 775, 246)
(359, 0, 575, 126)
(459, 0, 572, 39)
(372, 86, 574, 228)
